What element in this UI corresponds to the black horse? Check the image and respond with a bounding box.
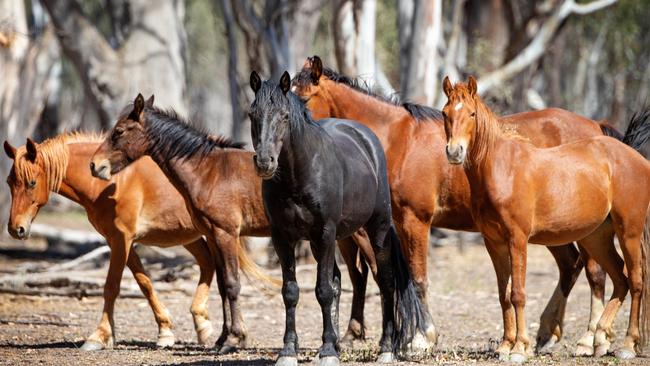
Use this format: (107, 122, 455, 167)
(249, 71, 427, 366)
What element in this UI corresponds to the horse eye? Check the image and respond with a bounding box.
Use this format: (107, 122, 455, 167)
(470, 112, 476, 118)
(28, 180, 36, 188)
(115, 127, 124, 136)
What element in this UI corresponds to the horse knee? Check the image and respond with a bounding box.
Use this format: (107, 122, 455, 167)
(223, 278, 241, 301)
(282, 281, 299, 307)
(315, 283, 335, 307)
(510, 289, 526, 308)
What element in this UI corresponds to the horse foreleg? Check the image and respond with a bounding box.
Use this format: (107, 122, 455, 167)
(210, 229, 246, 354)
(536, 244, 583, 353)
(484, 239, 516, 361)
(124, 248, 175, 347)
(81, 234, 132, 351)
(274, 234, 300, 366)
(183, 238, 215, 346)
(507, 231, 532, 364)
(338, 235, 368, 346)
(309, 223, 340, 366)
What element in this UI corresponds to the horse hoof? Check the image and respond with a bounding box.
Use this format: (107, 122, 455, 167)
(276, 356, 298, 366)
(573, 344, 594, 357)
(376, 352, 395, 363)
(217, 343, 237, 355)
(594, 344, 610, 357)
(615, 348, 636, 360)
(425, 324, 439, 346)
(407, 331, 432, 353)
(156, 329, 175, 348)
(508, 352, 527, 363)
(196, 322, 213, 346)
(318, 356, 339, 366)
(536, 337, 557, 355)
(80, 340, 106, 351)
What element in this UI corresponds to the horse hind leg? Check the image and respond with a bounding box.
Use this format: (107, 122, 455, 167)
(574, 245, 607, 357)
(536, 243, 583, 354)
(577, 223, 627, 358)
(338, 235, 368, 347)
(183, 238, 215, 346)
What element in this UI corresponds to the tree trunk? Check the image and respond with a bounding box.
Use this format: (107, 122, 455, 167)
(0, 0, 60, 236)
(42, 0, 188, 128)
(398, 0, 441, 105)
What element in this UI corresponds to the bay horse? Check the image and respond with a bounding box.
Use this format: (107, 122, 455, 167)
(3, 133, 277, 350)
(292, 55, 630, 354)
(249, 71, 426, 366)
(442, 76, 650, 362)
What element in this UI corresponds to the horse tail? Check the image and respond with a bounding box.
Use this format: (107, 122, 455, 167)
(238, 238, 282, 289)
(599, 122, 624, 141)
(388, 225, 428, 353)
(639, 206, 650, 349)
(621, 107, 650, 151)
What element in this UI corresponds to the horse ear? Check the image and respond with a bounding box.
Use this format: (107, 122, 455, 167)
(250, 71, 261, 94)
(310, 55, 322, 84)
(3, 141, 16, 160)
(279, 71, 291, 95)
(442, 76, 453, 98)
(25, 138, 37, 162)
(131, 93, 145, 122)
(468, 76, 478, 97)
(145, 94, 154, 107)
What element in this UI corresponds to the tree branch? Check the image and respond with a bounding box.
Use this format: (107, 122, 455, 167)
(477, 0, 617, 94)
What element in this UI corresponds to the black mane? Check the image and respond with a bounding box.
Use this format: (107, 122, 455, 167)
(294, 67, 443, 122)
(143, 106, 245, 160)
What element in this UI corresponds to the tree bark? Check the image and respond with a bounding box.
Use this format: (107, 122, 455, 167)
(42, 0, 188, 128)
(0, 0, 60, 235)
(399, 0, 441, 105)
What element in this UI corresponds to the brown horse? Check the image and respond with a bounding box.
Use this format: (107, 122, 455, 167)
(3, 133, 275, 351)
(442, 76, 650, 362)
(88, 95, 381, 354)
(292, 56, 619, 354)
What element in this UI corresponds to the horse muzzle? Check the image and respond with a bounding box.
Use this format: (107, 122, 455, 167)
(90, 159, 112, 180)
(253, 154, 277, 180)
(8, 221, 30, 240)
(446, 143, 466, 165)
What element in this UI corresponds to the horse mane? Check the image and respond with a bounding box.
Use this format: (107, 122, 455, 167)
(13, 131, 106, 192)
(294, 67, 443, 122)
(140, 106, 245, 161)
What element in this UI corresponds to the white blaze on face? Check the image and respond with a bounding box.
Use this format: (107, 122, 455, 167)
(454, 102, 463, 111)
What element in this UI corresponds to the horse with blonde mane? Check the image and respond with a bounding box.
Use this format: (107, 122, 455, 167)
(3, 133, 275, 351)
(441, 76, 650, 362)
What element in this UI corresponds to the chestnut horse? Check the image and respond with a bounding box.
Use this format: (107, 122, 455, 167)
(3, 133, 275, 350)
(292, 56, 624, 354)
(442, 76, 650, 362)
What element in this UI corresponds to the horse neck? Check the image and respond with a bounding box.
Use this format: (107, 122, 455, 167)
(61, 143, 109, 204)
(278, 120, 326, 187)
(322, 81, 409, 142)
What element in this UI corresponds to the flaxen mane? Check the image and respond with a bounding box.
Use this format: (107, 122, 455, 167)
(12, 132, 106, 192)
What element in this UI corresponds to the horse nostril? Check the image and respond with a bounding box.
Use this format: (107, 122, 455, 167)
(269, 156, 274, 163)
(90, 162, 95, 171)
(17, 226, 25, 236)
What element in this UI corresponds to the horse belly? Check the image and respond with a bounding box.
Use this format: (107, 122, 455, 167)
(528, 198, 610, 245)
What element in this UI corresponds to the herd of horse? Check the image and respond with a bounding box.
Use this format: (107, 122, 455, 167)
(3, 55, 650, 365)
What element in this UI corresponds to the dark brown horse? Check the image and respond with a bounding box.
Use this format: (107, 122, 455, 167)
(442, 76, 650, 362)
(3, 133, 275, 350)
(292, 56, 624, 354)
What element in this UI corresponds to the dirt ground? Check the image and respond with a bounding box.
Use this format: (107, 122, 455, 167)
(0, 239, 647, 365)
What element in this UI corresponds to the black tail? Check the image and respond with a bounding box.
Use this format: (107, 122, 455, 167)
(388, 225, 428, 353)
(622, 107, 650, 151)
(599, 122, 625, 141)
